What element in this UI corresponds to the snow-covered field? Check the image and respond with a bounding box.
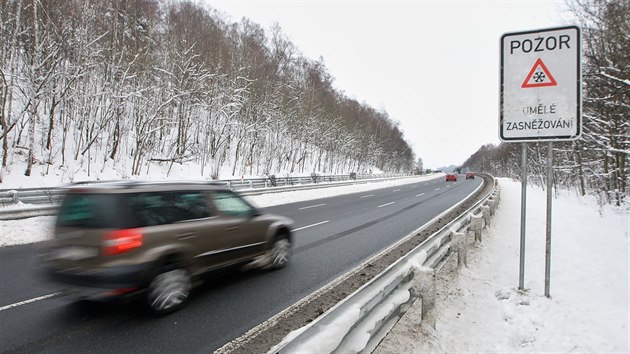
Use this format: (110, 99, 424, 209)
(376, 178, 629, 353)
(1, 177, 627, 353)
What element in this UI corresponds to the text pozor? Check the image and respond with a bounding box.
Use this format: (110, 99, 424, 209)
(510, 35, 571, 54)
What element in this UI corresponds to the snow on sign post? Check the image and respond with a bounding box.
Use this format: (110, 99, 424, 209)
(500, 26, 581, 141)
(500, 26, 581, 298)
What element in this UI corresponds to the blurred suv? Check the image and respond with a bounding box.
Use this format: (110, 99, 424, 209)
(40, 181, 293, 315)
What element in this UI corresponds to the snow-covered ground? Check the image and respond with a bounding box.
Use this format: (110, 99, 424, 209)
(376, 178, 629, 353)
(1, 177, 627, 353)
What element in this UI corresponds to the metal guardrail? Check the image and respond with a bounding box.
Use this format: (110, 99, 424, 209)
(0, 173, 415, 220)
(270, 176, 500, 353)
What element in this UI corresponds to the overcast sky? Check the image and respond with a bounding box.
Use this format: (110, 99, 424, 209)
(206, 0, 572, 169)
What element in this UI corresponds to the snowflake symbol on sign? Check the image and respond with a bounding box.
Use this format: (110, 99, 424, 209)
(533, 71, 546, 83)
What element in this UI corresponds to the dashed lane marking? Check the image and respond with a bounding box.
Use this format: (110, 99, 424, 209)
(293, 220, 330, 232)
(0, 293, 61, 312)
(299, 203, 326, 210)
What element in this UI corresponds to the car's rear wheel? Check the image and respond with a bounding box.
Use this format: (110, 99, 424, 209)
(269, 235, 291, 269)
(146, 267, 191, 315)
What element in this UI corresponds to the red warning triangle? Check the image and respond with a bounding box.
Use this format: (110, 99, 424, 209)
(521, 58, 557, 88)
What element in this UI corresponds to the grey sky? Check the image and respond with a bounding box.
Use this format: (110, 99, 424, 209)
(208, 0, 570, 168)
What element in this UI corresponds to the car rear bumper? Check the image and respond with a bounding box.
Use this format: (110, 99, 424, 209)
(42, 263, 153, 300)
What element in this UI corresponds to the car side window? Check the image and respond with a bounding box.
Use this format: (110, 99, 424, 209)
(127, 191, 213, 227)
(210, 190, 256, 217)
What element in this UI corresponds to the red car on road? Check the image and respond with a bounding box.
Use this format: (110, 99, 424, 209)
(446, 173, 457, 182)
(466, 172, 475, 179)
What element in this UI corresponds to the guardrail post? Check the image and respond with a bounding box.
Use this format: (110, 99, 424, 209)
(467, 229, 475, 248)
(495, 190, 501, 208)
(416, 267, 436, 328)
(481, 205, 491, 226)
(486, 198, 496, 215)
(489, 194, 500, 215)
(471, 214, 484, 243)
(454, 232, 467, 269)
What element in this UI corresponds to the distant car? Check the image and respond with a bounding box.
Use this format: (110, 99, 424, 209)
(466, 172, 475, 179)
(40, 181, 294, 315)
(446, 173, 457, 182)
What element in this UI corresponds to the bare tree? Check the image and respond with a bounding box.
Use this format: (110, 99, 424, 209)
(2, 0, 416, 184)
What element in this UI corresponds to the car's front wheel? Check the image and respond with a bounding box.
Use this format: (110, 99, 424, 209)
(146, 267, 191, 315)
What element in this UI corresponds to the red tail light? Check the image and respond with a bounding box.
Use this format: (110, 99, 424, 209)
(102, 229, 143, 256)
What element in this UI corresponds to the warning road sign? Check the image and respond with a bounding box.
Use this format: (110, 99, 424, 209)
(500, 26, 581, 142)
(522, 58, 557, 88)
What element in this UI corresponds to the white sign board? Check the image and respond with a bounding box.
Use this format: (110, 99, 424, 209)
(500, 26, 581, 141)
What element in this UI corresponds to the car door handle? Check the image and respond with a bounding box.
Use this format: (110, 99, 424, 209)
(177, 232, 196, 240)
(225, 226, 240, 232)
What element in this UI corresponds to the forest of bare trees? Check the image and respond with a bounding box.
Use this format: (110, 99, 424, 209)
(462, 0, 628, 206)
(1, 0, 415, 183)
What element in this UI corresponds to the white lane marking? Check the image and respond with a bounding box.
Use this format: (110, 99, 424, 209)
(293, 220, 330, 232)
(416, 193, 425, 197)
(0, 292, 60, 312)
(435, 188, 441, 191)
(299, 203, 326, 210)
(393, 189, 400, 192)
(377, 202, 395, 208)
(360, 194, 375, 198)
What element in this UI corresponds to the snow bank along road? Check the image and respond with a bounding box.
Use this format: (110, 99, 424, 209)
(0, 175, 483, 353)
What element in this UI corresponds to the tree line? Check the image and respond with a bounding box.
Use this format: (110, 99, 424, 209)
(462, 0, 628, 206)
(1, 0, 415, 182)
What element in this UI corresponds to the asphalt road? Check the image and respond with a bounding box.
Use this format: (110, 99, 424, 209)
(0, 175, 482, 353)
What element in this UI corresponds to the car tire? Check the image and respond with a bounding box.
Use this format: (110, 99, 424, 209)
(146, 266, 191, 315)
(269, 235, 291, 270)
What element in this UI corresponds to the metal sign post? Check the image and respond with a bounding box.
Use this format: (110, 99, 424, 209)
(545, 142, 553, 297)
(500, 26, 581, 297)
(519, 143, 527, 290)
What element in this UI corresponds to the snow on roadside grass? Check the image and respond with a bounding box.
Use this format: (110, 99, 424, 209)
(375, 178, 628, 353)
(0, 175, 440, 247)
(0, 216, 55, 247)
